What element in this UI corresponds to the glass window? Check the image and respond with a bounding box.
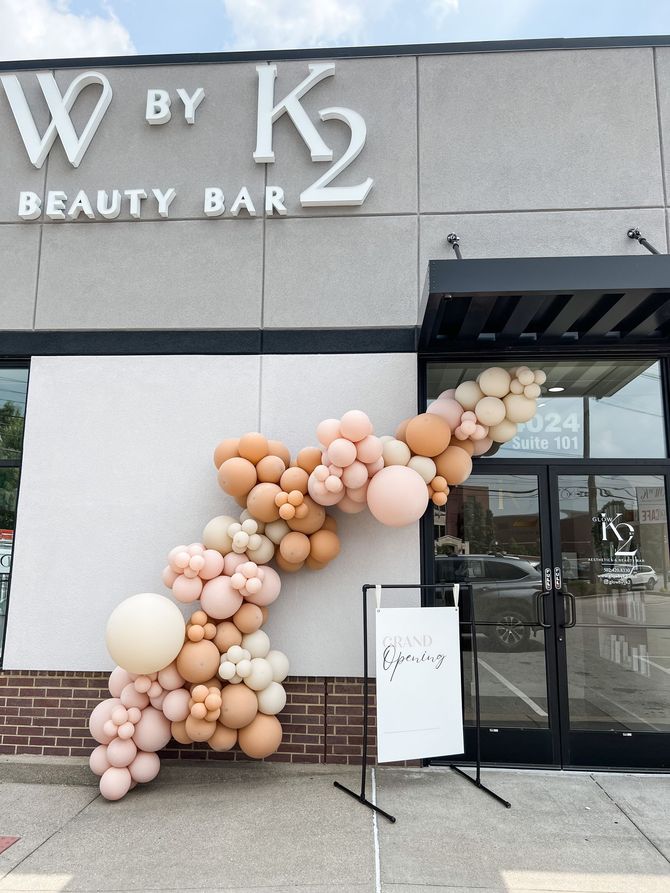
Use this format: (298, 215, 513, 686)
(426, 359, 666, 459)
(0, 366, 29, 665)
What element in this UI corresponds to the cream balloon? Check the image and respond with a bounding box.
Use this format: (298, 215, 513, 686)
(454, 380, 483, 411)
(106, 594, 185, 675)
(478, 367, 512, 398)
(488, 419, 518, 443)
(382, 439, 411, 466)
(474, 396, 506, 427)
(264, 519, 291, 545)
(244, 657, 274, 691)
(408, 455, 437, 484)
(257, 682, 287, 715)
(241, 630, 271, 659)
(246, 534, 275, 564)
(266, 650, 290, 683)
(503, 394, 537, 423)
(202, 515, 237, 555)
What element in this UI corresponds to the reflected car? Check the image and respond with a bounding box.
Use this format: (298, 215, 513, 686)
(601, 564, 657, 591)
(434, 555, 544, 652)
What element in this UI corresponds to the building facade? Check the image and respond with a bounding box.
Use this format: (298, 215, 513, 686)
(1, 36, 670, 770)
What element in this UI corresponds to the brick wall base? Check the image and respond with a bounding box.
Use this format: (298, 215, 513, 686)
(0, 672, 378, 765)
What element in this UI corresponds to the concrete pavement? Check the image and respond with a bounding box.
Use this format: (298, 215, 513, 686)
(0, 760, 669, 892)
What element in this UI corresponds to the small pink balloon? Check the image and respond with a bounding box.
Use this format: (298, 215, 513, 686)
(341, 460, 368, 489)
(132, 706, 172, 752)
(150, 692, 167, 709)
(324, 475, 343, 494)
(427, 398, 464, 431)
(472, 436, 493, 456)
(356, 435, 383, 464)
(438, 388, 457, 400)
(328, 438, 357, 468)
(187, 542, 204, 554)
(338, 495, 367, 513)
(200, 549, 225, 580)
(117, 721, 136, 740)
(99, 766, 132, 801)
(108, 667, 133, 698)
(245, 565, 281, 606)
(157, 662, 185, 691)
(111, 706, 128, 725)
(174, 551, 190, 569)
(162, 687, 191, 722)
(366, 457, 385, 476)
(128, 750, 160, 784)
(471, 424, 489, 441)
(223, 551, 247, 575)
(245, 577, 262, 595)
(182, 567, 198, 580)
(314, 465, 329, 482)
(120, 684, 150, 710)
(167, 545, 185, 564)
(367, 465, 429, 527)
(127, 707, 142, 724)
(316, 418, 341, 448)
(103, 720, 118, 739)
(107, 735, 137, 768)
(346, 482, 369, 503)
(162, 566, 178, 588)
(200, 575, 244, 620)
(308, 473, 343, 506)
(133, 676, 152, 694)
(327, 464, 343, 478)
(189, 554, 205, 572)
(172, 575, 203, 603)
(231, 572, 246, 589)
(89, 744, 110, 776)
(339, 409, 373, 442)
(148, 681, 162, 699)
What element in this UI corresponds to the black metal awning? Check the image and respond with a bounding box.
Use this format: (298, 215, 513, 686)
(419, 255, 670, 354)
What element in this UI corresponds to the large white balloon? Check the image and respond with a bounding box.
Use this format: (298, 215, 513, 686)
(106, 593, 185, 675)
(257, 682, 287, 715)
(266, 650, 290, 683)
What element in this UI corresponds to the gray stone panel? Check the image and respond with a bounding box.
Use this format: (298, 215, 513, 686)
(267, 56, 417, 215)
(35, 219, 262, 329)
(0, 74, 48, 223)
(264, 214, 418, 327)
(0, 225, 40, 328)
(655, 47, 670, 201)
(419, 49, 664, 212)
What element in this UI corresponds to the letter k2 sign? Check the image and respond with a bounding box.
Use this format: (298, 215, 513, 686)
(1, 71, 112, 168)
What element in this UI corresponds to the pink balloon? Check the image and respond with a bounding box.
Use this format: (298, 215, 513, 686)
(162, 566, 178, 588)
(245, 565, 281, 606)
(338, 495, 367, 513)
(108, 667, 134, 698)
(89, 744, 110, 777)
(132, 706, 172, 752)
(150, 692, 167, 710)
(162, 688, 191, 722)
(223, 552, 247, 575)
(427, 398, 464, 431)
(99, 766, 132, 801)
(438, 388, 457, 400)
(339, 410, 373, 442)
(472, 436, 493, 456)
(129, 750, 160, 784)
(328, 438, 357, 468)
(346, 481, 369, 503)
(367, 465, 429, 527)
(172, 575, 203, 603)
(89, 698, 122, 745)
(103, 720, 118, 739)
(127, 707, 141, 724)
(341, 460, 368, 489)
(356, 435, 383, 464)
(133, 676, 152, 694)
(200, 549, 225, 580)
(157, 662, 185, 691)
(107, 736, 137, 768)
(200, 575, 244, 619)
(308, 472, 344, 506)
(365, 457, 385, 476)
(120, 684, 150, 710)
(316, 418, 341, 448)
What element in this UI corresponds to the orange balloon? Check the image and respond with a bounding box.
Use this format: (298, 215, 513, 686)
(405, 414, 452, 457)
(219, 683, 258, 729)
(191, 609, 208, 626)
(171, 720, 192, 744)
(218, 457, 257, 497)
(238, 713, 283, 759)
(309, 529, 341, 564)
(267, 439, 291, 468)
(256, 455, 286, 483)
(306, 555, 327, 571)
(238, 432, 269, 464)
(208, 723, 237, 752)
(287, 496, 325, 535)
(280, 466, 309, 494)
(432, 491, 448, 507)
(322, 514, 338, 533)
(203, 677, 222, 690)
(185, 715, 217, 742)
(246, 482, 282, 523)
(176, 640, 221, 684)
(214, 621, 242, 654)
(395, 417, 411, 443)
(435, 445, 473, 486)
(213, 438, 239, 470)
(449, 438, 475, 456)
(260, 607, 269, 624)
(280, 531, 311, 563)
(274, 552, 304, 573)
(232, 603, 264, 634)
(296, 447, 321, 474)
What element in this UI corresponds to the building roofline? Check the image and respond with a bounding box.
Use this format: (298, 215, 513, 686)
(1, 34, 670, 71)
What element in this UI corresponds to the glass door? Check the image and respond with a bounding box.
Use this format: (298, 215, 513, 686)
(551, 467, 670, 769)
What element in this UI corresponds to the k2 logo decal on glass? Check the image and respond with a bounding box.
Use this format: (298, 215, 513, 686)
(594, 512, 638, 560)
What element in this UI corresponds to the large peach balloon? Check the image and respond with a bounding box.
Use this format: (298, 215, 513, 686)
(280, 531, 311, 564)
(214, 620, 243, 652)
(339, 410, 373, 442)
(454, 380, 484, 411)
(238, 713, 283, 759)
(232, 603, 264, 634)
(474, 396, 506, 427)
(489, 419, 518, 443)
(435, 446, 473, 486)
(219, 683, 258, 729)
(503, 393, 537, 423)
(356, 435, 383, 464)
(478, 367, 512, 398)
(176, 640, 221, 684)
(213, 438, 239, 470)
(426, 398, 463, 431)
(185, 715, 217, 742)
(106, 594, 185, 675)
(280, 466, 309, 493)
(267, 439, 291, 468)
(238, 432, 268, 464)
(275, 553, 304, 573)
(246, 482, 282, 523)
(286, 495, 325, 534)
(472, 436, 493, 456)
(171, 720, 192, 745)
(366, 465, 429, 527)
(217, 457, 257, 497)
(309, 529, 341, 563)
(208, 723, 237, 752)
(132, 706, 172, 752)
(449, 438, 475, 456)
(256, 455, 285, 483)
(316, 419, 341, 448)
(200, 576, 243, 620)
(405, 413, 451, 457)
(296, 447, 322, 474)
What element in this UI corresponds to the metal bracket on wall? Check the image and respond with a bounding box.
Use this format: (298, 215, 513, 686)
(627, 227, 662, 255)
(447, 232, 463, 260)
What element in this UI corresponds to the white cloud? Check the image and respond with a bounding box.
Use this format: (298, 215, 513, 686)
(0, 0, 135, 61)
(428, 0, 459, 23)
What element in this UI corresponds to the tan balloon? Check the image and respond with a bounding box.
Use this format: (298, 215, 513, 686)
(171, 720, 192, 744)
(435, 446, 473, 486)
(246, 482, 282, 523)
(474, 396, 506, 427)
(489, 419, 518, 443)
(478, 367, 512, 398)
(217, 457, 257, 497)
(510, 379, 524, 394)
(214, 621, 242, 654)
(264, 518, 291, 545)
(296, 447, 322, 474)
(176, 640, 221, 684)
(405, 414, 452, 457)
(274, 552, 304, 573)
(382, 439, 411, 466)
(219, 683, 258, 729)
(185, 715, 217, 742)
(280, 466, 309, 494)
(454, 380, 484, 411)
(208, 723, 237, 752)
(309, 529, 341, 564)
(267, 439, 291, 468)
(395, 417, 411, 443)
(503, 394, 537, 423)
(233, 603, 264, 634)
(238, 714, 283, 759)
(449, 438, 475, 456)
(213, 438, 239, 470)
(534, 370, 547, 385)
(286, 496, 325, 534)
(280, 531, 311, 564)
(321, 514, 338, 533)
(408, 455, 437, 484)
(238, 432, 269, 464)
(517, 368, 535, 386)
(524, 383, 541, 399)
(306, 555, 327, 570)
(256, 455, 286, 483)
(246, 534, 275, 565)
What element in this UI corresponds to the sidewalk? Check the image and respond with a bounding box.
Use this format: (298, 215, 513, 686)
(1, 760, 669, 892)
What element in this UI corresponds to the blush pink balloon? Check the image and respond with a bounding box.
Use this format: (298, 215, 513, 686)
(132, 706, 172, 752)
(129, 751, 160, 784)
(117, 721, 135, 740)
(472, 436, 493, 456)
(245, 565, 281, 606)
(341, 460, 368, 489)
(89, 698, 123, 745)
(347, 481, 369, 503)
(427, 398, 464, 431)
(89, 744, 110, 777)
(162, 688, 191, 722)
(316, 418, 341, 448)
(223, 552, 247, 575)
(367, 465, 429, 527)
(200, 575, 244, 619)
(438, 388, 457, 400)
(150, 691, 166, 710)
(99, 766, 132, 801)
(308, 473, 344, 506)
(157, 662, 185, 691)
(120, 684, 150, 710)
(365, 457, 385, 476)
(162, 566, 178, 588)
(108, 667, 133, 698)
(107, 736, 137, 768)
(199, 549, 225, 580)
(338, 495, 367, 513)
(356, 435, 383, 464)
(172, 575, 203, 603)
(339, 410, 373, 442)
(328, 438, 357, 468)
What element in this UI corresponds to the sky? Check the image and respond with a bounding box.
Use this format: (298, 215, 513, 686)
(0, 0, 669, 60)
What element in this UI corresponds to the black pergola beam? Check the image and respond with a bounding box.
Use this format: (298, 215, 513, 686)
(582, 290, 656, 339)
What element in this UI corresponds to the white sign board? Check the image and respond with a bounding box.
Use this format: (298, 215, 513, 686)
(375, 606, 463, 763)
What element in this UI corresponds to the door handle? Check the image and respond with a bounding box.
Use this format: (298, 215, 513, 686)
(554, 566, 562, 591)
(535, 590, 551, 628)
(562, 592, 576, 628)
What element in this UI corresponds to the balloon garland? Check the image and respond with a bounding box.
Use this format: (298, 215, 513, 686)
(87, 365, 546, 800)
